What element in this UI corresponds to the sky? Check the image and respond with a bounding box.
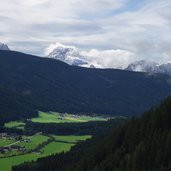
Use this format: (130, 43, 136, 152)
(0, 0, 171, 68)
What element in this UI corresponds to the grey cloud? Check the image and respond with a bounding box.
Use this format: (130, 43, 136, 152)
(29, 22, 104, 36)
(0, 0, 171, 68)
(0, 16, 11, 21)
(10, 41, 48, 56)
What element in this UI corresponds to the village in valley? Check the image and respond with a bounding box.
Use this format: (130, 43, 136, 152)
(0, 111, 112, 171)
(0, 132, 32, 157)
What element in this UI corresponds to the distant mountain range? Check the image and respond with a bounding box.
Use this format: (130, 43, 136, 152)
(1, 42, 171, 76)
(47, 45, 171, 76)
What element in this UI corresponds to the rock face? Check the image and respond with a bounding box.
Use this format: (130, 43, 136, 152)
(126, 60, 171, 76)
(0, 43, 10, 51)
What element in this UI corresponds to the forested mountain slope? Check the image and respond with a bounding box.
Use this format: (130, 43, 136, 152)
(1, 50, 171, 122)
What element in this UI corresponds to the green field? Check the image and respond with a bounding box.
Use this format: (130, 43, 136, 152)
(5, 121, 25, 130)
(53, 135, 91, 143)
(31, 111, 107, 123)
(17, 134, 49, 150)
(4, 112, 108, 128)
(0, 142, 73, 171)
(2, 112, 97, 171)
(0, 135, 91, 171)
(0, 138, 15, 147)
(42, 141, 74, 155)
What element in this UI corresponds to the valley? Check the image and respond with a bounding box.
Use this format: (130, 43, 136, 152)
(0, 111, 110, 171)
(1, 0, 171, 170)
(0, 50, 170, 171)
(0, 133, 90, 171)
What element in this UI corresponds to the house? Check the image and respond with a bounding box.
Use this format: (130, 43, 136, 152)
(11, 145, 25, 151)
(0, 133, 8, 138)
(23, 138, 31, 143)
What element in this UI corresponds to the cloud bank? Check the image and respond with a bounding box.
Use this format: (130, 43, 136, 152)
(80, 48, 136, 69)
(0, 0, 171, 68)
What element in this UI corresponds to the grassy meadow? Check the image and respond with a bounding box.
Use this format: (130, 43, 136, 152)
(1, 111, 103, 171)
(0, 134, 91, 171)
(4, 121, 25, 130)
(0, 139, 15, 147)
(31, 111, 107, 123)
(53, 135, 91, 143)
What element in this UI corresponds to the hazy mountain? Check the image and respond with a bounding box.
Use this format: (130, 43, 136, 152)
(126, 60, 171, 76)
(126, 60, 159, 72)
(0, 43, 10, 51)
(158, 63, 171, 75)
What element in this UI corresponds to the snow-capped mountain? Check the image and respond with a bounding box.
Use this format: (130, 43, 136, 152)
(126, 60, 171, 76)
(46, 44, 171, 75)
(46, 46, 101, 68)
(47, 46, 88, 66)
(126, 60, 159, 72)
(0, 43, 10, 51)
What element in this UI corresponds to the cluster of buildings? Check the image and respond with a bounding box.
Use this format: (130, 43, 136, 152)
(0, 132, 18, 140)
(0, 132, 31, 156)
(0, 145, 26, 154)
(59, 113, 81, 120)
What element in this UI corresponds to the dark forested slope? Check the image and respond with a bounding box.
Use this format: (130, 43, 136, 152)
(1, 50, 171, 122)
(14, 97, 171, 171)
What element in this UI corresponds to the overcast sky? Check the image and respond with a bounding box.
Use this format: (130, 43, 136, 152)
(0, 0, 171, 68)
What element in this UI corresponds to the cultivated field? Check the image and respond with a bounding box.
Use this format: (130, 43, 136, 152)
(1, 111, 103, 171)
(0, 134, 90, 171)
(5, 121, 25, 130)
(4, 111, 108, 130)
(0, 138, 15, 147)
(31, 111, 108, 123)
(53, 135, 91, 143)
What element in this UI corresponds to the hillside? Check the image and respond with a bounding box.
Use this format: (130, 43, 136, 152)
(1, 50, 171, 122)
(13, 97, 171, 171)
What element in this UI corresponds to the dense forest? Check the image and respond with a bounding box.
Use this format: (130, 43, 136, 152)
(0, 86, 38, 124)
(13, 97, 171, 171)
(24, 119, 124, 136)
(1, 50, 171, 123)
